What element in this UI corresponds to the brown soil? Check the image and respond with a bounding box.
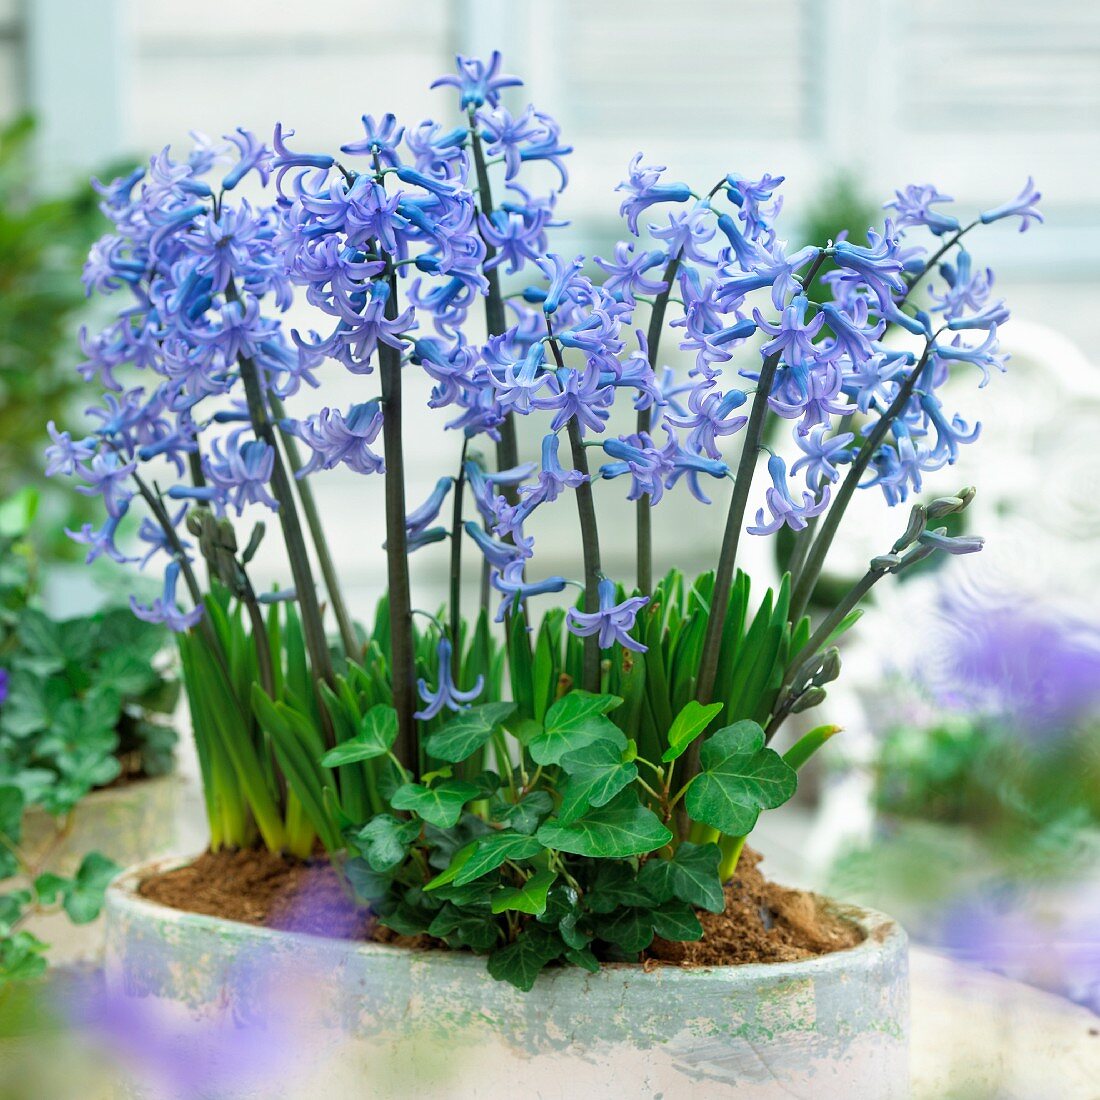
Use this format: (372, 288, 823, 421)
(139, 845, 862, 966)
(642, 847, 861, 966)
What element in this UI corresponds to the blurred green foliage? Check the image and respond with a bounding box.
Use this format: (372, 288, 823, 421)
(0, 116, 132, 557)
(799, 170, 878, 271)
(0, 488, 177, 988)
(872, 715, 1100, 841)
(0, 488, 179, 813)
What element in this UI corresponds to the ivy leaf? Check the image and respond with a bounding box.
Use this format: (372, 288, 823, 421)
(33, 872, 70, 906)
(586, 861, 654, 913)
(0, 785, 24, 845)
(557, 741, 639, 824)
(469, 770, 503, 799)
(661, 700, 724, 763)
(0, 890, 31, 930)
(529, 691, 625, 766)
(423, 814, 493, 871)
(351, 814, 421, 873)
(536, 790, 672, 858)
(96, 648, 159, 698)
(344, 858, 392, 903)
(490, 868, 557, 916)
(652, 900, 703, 942)
(565, 946, 600, 973)
(16, 609, 66, 673)
(391, 779, 480, 828)
(63, 852, 119, 925)
(320, 705, 398, 767)
(595, 907, 654, 953)
(487, 925, 564, 991)
(685, 721, 797, 835)
(490, 791, 553, 835)
(424, 702, 516, 763)
(81, 686, 122, 738)
(0, 672, 49, 737)
(428, 905, 499, 951)
(638, 845, 726, 913)
(451, 832, 544, 887)
(0, 931, 48, 986)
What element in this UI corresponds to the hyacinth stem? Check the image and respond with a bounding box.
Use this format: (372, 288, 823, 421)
(186, 451, 214, 591)
(449, 437, 470, 676)
(467, 109, 521, 484)
(694, 349, 784, 710)
(768, 566, 884, 740)
(636, 252, 682, 594)
(241, 591, 276, 698)
(789, 338, 935, 624)
(130, 470, 250, 723)
(543, 325, 602, 690)
(784, 226, 971, 616)
(130, 471, 204, 608)
(568, 419, 603, 693)
(378, 269, 419, 773)
(269, 393, 360, 660)
(235, 351, 335, 693)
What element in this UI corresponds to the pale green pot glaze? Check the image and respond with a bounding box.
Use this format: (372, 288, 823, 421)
(17, 776, 181, 965)
(103, 856, 909, 1100)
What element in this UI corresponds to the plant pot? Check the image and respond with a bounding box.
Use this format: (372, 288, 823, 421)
(17, 775, 182, 964)
(102, 855, 909, 1099)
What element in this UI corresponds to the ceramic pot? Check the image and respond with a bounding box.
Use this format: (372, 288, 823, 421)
(102, 855, 909, 1099)
(18, 776, 181, 964)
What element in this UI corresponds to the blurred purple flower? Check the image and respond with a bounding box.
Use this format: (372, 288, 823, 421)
(938, 884, 1100, 1013)
(927, 596, 1100, 738)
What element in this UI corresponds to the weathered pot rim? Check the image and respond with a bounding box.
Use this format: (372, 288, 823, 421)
(109, 852, 907, 984)
(24, 771, 181, 816)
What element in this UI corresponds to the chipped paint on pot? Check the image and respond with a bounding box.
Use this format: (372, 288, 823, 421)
(103, 855, 909, 1100)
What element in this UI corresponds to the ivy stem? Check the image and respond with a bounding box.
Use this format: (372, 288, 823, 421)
(789, 337, 936, 623)
(269, 393, 360, 660)
(378, 265, 418, 774)
(467, 107, 520, 486)
(547, 325, 603, 692)
(636, 251, 682, 594)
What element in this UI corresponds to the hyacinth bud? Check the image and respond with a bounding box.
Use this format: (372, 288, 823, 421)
(215, 517, 238, 554)
(791, 686, 827, 713)
(241, 522, 266, 565)
(926, 486, 975, 519)
(185, 507, 212, 538)
(891, 504, 926, 552)
(812, 647, 841, 686)
(918, 528, 985, 555)
(896, 542, 938, 570)
(871, 553, 902, 574)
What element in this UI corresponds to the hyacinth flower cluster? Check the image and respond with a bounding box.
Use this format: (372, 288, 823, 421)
(48, 52, 1040, 986)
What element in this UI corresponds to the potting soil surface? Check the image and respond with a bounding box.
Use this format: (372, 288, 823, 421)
(139, 845, 861, 967)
